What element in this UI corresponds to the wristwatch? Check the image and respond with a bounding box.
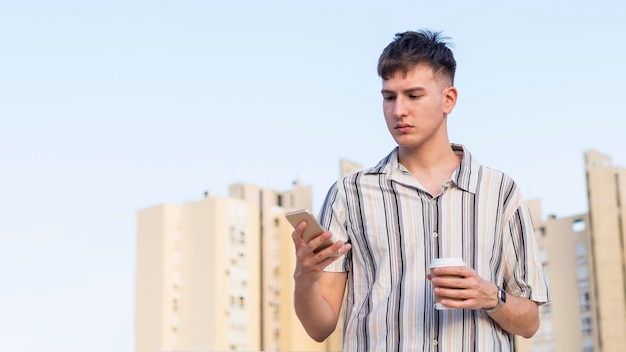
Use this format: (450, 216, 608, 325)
(485, 286, 506, 314)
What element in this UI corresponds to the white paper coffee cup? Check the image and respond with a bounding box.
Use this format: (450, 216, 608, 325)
(429, 257, 466, 310)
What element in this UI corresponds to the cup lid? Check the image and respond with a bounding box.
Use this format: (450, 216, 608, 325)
(429, 257, 466, 268)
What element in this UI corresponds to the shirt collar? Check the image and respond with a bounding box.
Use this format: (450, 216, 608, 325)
(364, 144, 481, 195)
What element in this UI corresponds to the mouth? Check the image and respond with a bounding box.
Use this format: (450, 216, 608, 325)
(395, 123, 413, 132)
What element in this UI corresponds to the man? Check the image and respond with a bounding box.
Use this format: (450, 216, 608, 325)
(291, 30, 550, 351)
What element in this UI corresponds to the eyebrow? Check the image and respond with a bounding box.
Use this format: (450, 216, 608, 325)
(381, 87, 426, 95)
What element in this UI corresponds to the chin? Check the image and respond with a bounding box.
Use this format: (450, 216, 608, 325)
(394, 137, 422, 148)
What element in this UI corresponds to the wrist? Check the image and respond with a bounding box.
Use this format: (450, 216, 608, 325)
(485, 284, 499, 308)
(485, 285, 506, 314)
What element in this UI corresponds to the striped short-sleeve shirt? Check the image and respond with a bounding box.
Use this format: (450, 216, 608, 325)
(321, 144, 550, 352)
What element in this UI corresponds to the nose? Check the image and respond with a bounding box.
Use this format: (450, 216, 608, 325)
(393, 97, 407, 118)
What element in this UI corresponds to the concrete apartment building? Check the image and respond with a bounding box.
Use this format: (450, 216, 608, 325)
(136, 151, 626, 351)
(135, 194, 261, 352)
(135, 181, 341, 352)
(517, 150, 626, 352)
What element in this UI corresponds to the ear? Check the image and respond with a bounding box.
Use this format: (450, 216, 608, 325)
(443, 86, 458, 115)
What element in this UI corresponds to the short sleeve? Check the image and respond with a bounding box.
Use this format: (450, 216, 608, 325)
(318, 181, 350, 273)
(502, 195, 551, 305)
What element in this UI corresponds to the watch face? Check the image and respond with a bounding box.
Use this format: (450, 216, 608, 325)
(499, 288, 506, 303)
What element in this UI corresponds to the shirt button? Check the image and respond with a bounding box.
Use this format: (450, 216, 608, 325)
(432, 232, 438, 238)
(433, 339, 438, 345)
(431, 199, 437, 205)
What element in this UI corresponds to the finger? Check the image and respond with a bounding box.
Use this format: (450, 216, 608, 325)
(433, 265, 471, 278)
(305, 231, 332, 253)
(439, 285, 482, 303)
(291, 220, 308, 245)
(435, 287, 467, 302)
(311, 243, 351, 268)
(431, 276, 466, 289)
(318, 240, 351, 258)
(439, 298, 467, 309)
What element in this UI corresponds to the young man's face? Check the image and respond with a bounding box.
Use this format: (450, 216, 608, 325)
(381, 63, 457, 150)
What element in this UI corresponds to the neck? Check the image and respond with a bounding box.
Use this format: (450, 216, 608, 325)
(397, 143, 461, 196)
(397, 142, 458, 173)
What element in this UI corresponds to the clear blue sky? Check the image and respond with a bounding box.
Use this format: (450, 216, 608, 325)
(1, 1, 625, 351)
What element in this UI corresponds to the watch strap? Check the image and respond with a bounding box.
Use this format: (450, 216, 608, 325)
(485, 286, 506, 314)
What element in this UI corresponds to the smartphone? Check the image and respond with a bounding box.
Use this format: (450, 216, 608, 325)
(285, 209, 335, 254)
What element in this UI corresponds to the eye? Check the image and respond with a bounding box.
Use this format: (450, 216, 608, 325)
(409, 94, 423, 99)
(383, 95, 396, 101)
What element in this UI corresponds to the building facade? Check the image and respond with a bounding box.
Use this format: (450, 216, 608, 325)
(584, 150, 626, 351)
(516, 150, 626, 352)
(135, 196, 262, 352)
(135, 181, 341, 352)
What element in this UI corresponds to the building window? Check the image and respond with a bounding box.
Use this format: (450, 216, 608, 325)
(580, 291, 591, 312)
(581, 316, 592, 335)
(577, 266, 589, 281)
(583, 337, 593, 352)
(575, 242, 587, 257)
(172, 272, 180, 288)
(542, 319, 553, 339)
(542, 303, 551, 316)
(277, 194, 283, 207)
(539, 249, 549, 264)
(572, 219, 586, 232)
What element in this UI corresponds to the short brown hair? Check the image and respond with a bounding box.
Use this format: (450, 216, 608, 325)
(377, 30, 456, 85)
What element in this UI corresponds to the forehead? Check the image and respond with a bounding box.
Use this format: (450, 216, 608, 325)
(382, 64, 441, 89)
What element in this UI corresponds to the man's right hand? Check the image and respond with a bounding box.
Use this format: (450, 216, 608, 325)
(291, 220, 351, 342)
(291, 220, 350, 285)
